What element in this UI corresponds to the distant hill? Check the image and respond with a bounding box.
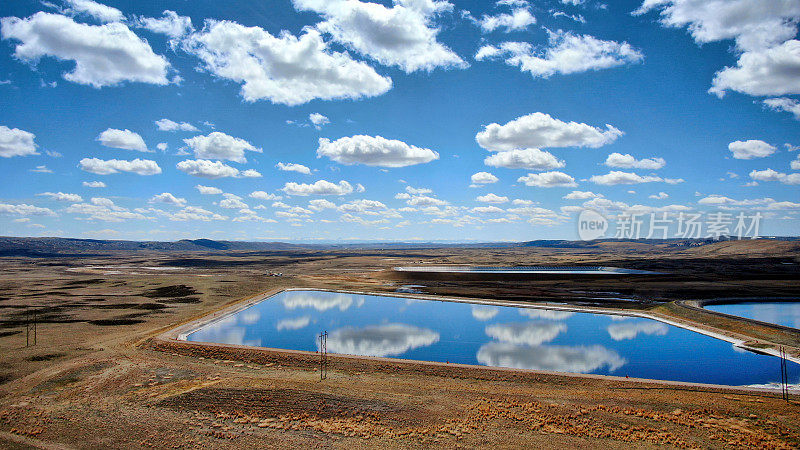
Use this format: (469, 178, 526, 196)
(0, 237, 308, 256)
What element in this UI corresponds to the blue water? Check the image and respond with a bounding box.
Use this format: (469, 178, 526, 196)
(706, 302, 800, 329)
(186, 290, 799, 387)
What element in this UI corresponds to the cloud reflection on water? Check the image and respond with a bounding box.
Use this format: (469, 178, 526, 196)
(471, 305, 499, 321)
(276, 315, 311, 331)
(325, 323, 439, 357)
(485, 322, 566, 346)
(519, 309, 575, 320)
(281, 292, 364, 311)
(607, 321, 668, 341)
(476, 342, 626, 373)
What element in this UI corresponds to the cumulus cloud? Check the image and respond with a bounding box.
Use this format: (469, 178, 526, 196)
(79, 157, 161, 175)
(82, 181, 106, 188)
(476, 112, 622, 151)
(218, 193, 248, 209)
(292, 0, 466, 73)
(38, 192, 82, 202)
(0, 203, 56, 217)
(764, 97, 800, 120)
(317, 135, 439, 167)
(479, 7, 536, 33)
(66, 197, 148, 222)
(563, 190, 602, 200)
(97, 128, 149, 152)
(749, 168, 800, 185)
(607, 321, 668, 341)
(155, 118, 198, 132)
(475, 30, 643, 78)
(277, 162, 312, 175)
(604, 152, 665, 170)
(162, 206, 228, 222)
(476, 193, 509, 203)
(649, 192, 669, 199)
(471, 171, 499, 185)
(182, 20, 392, 105)
(406, 195, 447, 206)
(0, 125, 38, 157)
(281, 179, 354, 196)
(635, 1, 800, 97)
(64, 0, 123, 23)
(183, 132, 261, 163)
(148, 192, 186, 206)
(484, 148, 565, 170)
(195, 185, 222, 195)
(176, 159, 260, 179)
(476, 342, 626, 373)
(728, 140, 776, 159)
(249, 191, 282, 201)
(517, 171, 577, 188)
(309, 113, 330, 129)
(590, 171, 684, 185)
(1, 12, 171, 87)
(326, 323, 440, 357)
(308, 199, 337, 211)
(136, 10, 194, 38)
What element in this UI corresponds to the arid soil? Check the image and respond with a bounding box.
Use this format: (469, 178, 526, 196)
(0, 240, 799, 448)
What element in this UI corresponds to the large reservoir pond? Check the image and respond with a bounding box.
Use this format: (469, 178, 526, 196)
(705, 302, 800, 329)
(186, 290, 798, 387)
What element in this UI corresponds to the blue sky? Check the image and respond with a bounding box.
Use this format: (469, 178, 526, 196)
(0, 0, 798, 242)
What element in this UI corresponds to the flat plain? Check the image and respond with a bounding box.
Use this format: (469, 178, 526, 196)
(1, 238, 799, 448)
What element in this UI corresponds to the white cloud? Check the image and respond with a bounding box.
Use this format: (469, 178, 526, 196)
(82, 181, 106, 188)
(240, 169, 262, 178)
(281, 179, 354, 196)
(165, 206, 228, 222)
(30, 165, 53, 173)
(792, 155, 800, 171)
(728, 140, 776, 159)
(749, 168, 800, 185)
(764, 97, 800, 120)
(195, 185, 222, 195)
(156, 143, 167, 151)
(479, 8, 536, 33)
(65, 0, 123, 23)
(326, 323, 439, 357)
(472, 205, 505, 214)
(471, 171, 499, 185)
(406, 195, 447, 206)
(649, 192, 669, 199)
(183, 132, 261, 163)
(97, 128, 149, 152)
(38, 192, 82, 202)
(484, 148, 565, 170)
(66, 198, 148, 222)
(149, 192, 186, 206)
(317, 135, 439, 167)
(79, 157, 161, 175)
(0, 203, 56, 217)
(292, 0, 466, 73)
(0, 125, 38, 157)
(277, 162, 312, 175)
(590, 171, 684, 185)
(182, 20, 392, 105)
(1, 12, 171, 87)
(136, 10, 193, 38)
(155, 118, 199, 132)
(517, 171, 577, 187)
(604, 152, 665, 170)
(176, 159, 258, 178)
(476, 112, 622, 151)
(476, 193, 509, 203)
(475, 30, 643, 78)
(635, 1, 800, 98)
(218, 193, 248, 209)
(308, 199, 337, 211)
(249, 191, 282, 201)
(309, 113, 330, 129)
(563, 190, 602, 200)
(276, 316, 311, 331)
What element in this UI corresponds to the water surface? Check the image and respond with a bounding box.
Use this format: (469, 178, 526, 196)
(706, 302, 800, 329)
(186, 290, 798, 387)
